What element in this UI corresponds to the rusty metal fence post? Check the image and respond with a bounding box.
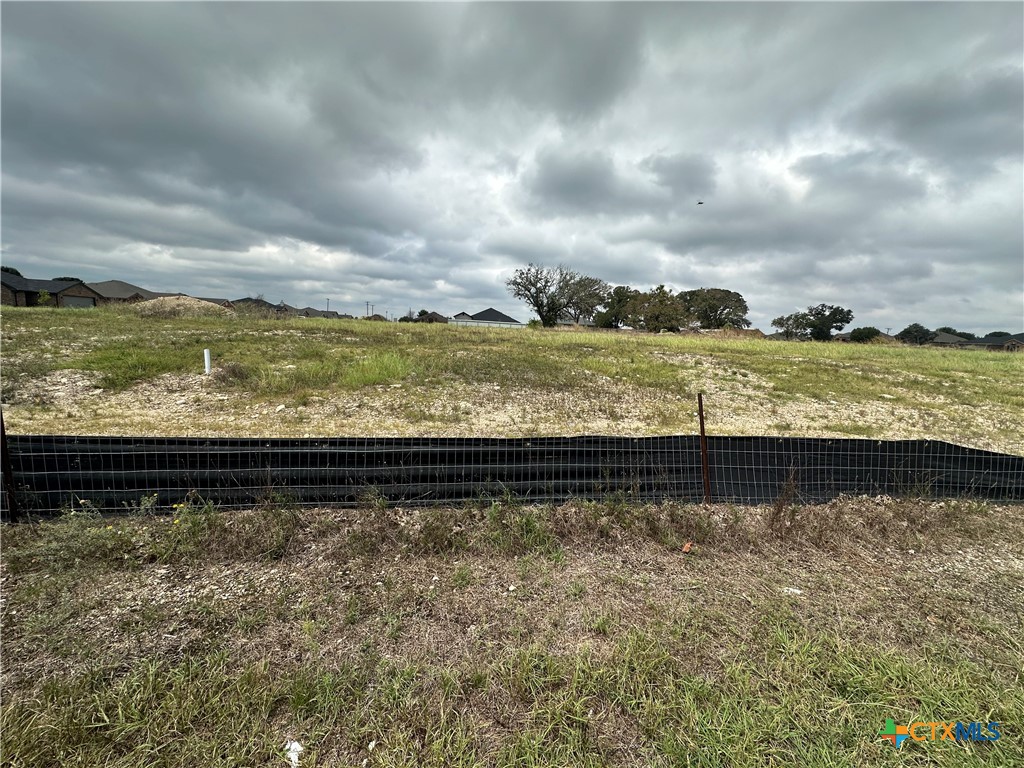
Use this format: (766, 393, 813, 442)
(697, 393, 712, 504)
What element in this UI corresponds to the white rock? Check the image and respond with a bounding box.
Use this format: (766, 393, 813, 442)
(276, 404, 286, 413)
(285, 740, 304, 767)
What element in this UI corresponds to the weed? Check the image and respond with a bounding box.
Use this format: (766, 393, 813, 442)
(213, 360, 254, 386)
(485, 503, 562, 557)
(451, 564, 474, 589)
(413, 508, 469, 554)
(585, 610, 615, 636)
(766, 468, 801, 540)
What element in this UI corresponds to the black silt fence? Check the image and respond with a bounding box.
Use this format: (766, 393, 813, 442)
(2, 435, 1022, 518)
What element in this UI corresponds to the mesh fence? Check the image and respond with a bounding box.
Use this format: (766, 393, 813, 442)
(3, 434, 1022, 519)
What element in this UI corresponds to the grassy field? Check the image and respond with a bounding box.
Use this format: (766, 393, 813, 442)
(1, 306, 1021, 452)
(2, 307, 1022, 765)
(2, 497, 1022, 766)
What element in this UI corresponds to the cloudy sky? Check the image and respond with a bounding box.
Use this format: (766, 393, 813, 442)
(2, 2, 1022, 332)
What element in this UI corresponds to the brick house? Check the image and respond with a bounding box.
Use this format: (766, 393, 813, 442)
(1, 274, 104, 308)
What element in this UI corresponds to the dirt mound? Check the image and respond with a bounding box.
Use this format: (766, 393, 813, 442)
(131, 296, 233, 318)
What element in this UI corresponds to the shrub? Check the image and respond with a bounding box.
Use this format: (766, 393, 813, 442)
(849, 326, 881, 343)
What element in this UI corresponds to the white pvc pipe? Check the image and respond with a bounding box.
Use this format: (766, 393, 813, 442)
(204, 349, 211, 375)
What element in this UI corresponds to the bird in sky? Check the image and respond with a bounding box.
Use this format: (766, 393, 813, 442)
(697, 201, 704, 205)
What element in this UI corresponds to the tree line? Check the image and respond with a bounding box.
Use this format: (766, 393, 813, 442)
(894, 324, 1013, 344)
(505, 264, 753, 333)
(506, 263, 1012, 342)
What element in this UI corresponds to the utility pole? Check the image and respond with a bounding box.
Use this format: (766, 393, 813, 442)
(365, 301, 370, 318)
(326, 298, 330, 312)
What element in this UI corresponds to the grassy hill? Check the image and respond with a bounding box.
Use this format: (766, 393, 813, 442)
(1, 306, 1021, 453)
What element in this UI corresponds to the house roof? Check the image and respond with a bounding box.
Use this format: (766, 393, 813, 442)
(930, 331, 968, 344)
(452, 312, 473, 319)
(470, 307, 521, 324)
(193, 297, 233, 307)
(232, 297, 287, 310)
(960, 332, 1024, 347)
(87, 280, 161, 300)
(416, 311, 449, 323)
(298, 307, 338, 318)
(1, 274, 87, 294)
(233, 297, 271, 306)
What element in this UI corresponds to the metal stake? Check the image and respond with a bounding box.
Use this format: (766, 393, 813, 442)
(698, 393, 711, 505)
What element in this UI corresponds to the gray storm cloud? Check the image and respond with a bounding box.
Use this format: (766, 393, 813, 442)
(2, 2, 1021, 331)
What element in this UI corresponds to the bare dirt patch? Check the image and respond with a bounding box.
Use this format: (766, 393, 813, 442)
(7, 367, 1023, 454)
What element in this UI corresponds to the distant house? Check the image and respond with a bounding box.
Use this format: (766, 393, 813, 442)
(927, 331, 968, 347)
(451, 308, 524, 328)
(232, 297, 293, 317)
(194, 297, 235, 309)
(415, 311, 449, 324)
(295, 307, 340, 319)
(87, 280, 162, 303)
(959, 333, 1024, 352)
(1, 274, 104, 308)
(89, 280, 233, 309)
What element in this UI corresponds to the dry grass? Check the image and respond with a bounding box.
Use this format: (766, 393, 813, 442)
(2, 497, 1022, 766)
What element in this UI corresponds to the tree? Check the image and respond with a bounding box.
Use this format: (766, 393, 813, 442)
(984, 331, 1011, 338)
(505, 263, 574, 327)
(36, 289, 53, 307)
(625, 285, 687, 332)
(849, 326, 881, 343)
(52, 276, 82, 282)
(677, 288, 751, 329)
(896, 323, 934, 345)
(563, 274, 610, 324)
(801, 304, 854, 341)
(771, 312, 811, 340)
(935, 326, 976, 340)
(594, 286, 639, 328)
(417, 309, 429, 317)
(1, 265, 23, 277)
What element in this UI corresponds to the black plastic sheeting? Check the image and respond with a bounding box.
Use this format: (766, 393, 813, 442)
(2, 434, 1022, 518)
